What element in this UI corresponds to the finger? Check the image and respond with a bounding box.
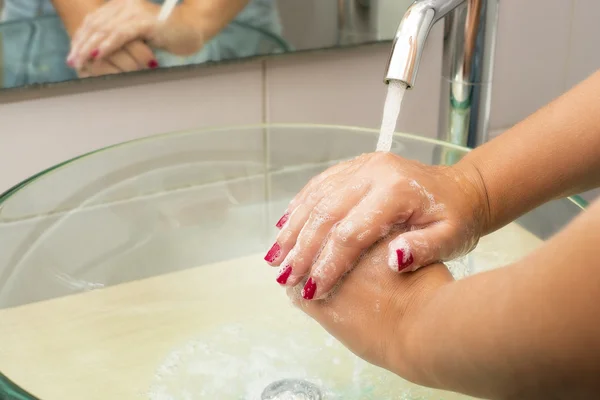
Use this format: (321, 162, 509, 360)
(124, 41, 158, 70)
(94, 20, 154, 63)
(71, 31, 107, 69)
(266, 174, 343, 267)
(299, 188, 413, 299)
(278, 183, 371, 288)
(80, 60, 121, 78)
(387, 222, 473, 273)
(273, 163, 349, 230)
(105, 49, 141, 73)
(281, 156, 365, 222)
(68, 4, 121, 64)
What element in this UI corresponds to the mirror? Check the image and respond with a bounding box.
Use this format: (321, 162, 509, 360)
(0, 0, 411, 90)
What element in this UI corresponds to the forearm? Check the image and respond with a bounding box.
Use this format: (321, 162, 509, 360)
(165, 0, 251, 54)
(50, 0, 104, 35)
(400, 199, 600, 399)
(456, 69, 600, 234)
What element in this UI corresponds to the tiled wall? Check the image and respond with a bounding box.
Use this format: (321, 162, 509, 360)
(0, 0, 598, 202)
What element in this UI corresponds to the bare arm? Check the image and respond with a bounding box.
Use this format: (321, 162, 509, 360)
(50, 0, 104, 36)
(165, 0, 250, 54)
(457, 69, 600, 235)
(400, 198, 600, 399)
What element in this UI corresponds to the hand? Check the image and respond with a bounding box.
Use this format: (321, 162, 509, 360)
(288, 235, 454, 382)
(66, 0, 203, 69)
(266, 152, 489, 300)
(76, 40, 157, 78)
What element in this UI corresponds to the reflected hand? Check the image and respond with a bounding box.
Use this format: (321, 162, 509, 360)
(67, 0, 203, 69)
(77, 40, 157, 78)
(288, 235, 453, 380)
(267, 152, 489, 300)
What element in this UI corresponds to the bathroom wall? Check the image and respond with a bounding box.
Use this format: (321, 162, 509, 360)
(0, 0, 598, 202)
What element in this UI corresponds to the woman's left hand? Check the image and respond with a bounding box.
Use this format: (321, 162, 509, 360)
(288, 235, 454, 382)
(66, 0, 203, 69)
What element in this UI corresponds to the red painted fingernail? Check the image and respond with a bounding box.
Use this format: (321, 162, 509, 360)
(396, 249, 414, 272)
(276, 265, 292, 285)
(66, 59, 74, 67)
(90, 49, 99, 59)
(148, 59, 159, 69)
(264, 242, 281, 263)
(302, 277, 317, 300)
(275, 212, 290, 229)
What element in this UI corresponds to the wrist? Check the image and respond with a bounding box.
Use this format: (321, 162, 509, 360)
(156, 4, 211, 55)
(451, 159, 493, 236)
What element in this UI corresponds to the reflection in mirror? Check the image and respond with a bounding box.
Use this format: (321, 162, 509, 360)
(0, 0, 411, 90)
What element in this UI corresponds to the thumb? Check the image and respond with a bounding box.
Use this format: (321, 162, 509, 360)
(387, 224, 465, 273)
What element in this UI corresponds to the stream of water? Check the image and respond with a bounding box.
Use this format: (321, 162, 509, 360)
(376, 80, 408, 152)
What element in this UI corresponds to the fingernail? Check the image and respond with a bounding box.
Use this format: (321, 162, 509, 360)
(90, 49, 99, 59)
(66, 58, 74, 67)
(148, 59, 159, 69)
(302, 277, 317, 300)
(276, 265, 292, 285)
(396, 249, 414, 272)
(264, 242, 281, 263)
(275, 212, 290, 229)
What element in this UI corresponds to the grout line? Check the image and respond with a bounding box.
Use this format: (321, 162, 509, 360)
(562, 0, 577, 92)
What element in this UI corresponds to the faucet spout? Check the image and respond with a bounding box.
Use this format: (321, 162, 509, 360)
(384, 0, 465, 88)
(384, 0, 499, 148)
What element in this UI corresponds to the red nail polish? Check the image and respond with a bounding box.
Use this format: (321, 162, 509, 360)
(276, 265, 292, 285)
(90, 49, 99, 59)
(302, 277, 317, 300)
(148, 59, 159, 69)
(66, 59, 74, 67)
(275, 212, 289, 229)
(396, 249, 414, 272)
(264, 242, 281, 263)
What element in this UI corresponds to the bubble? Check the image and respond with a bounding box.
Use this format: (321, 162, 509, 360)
(336, 220, 354, 242)
(356, 230, 371, 242)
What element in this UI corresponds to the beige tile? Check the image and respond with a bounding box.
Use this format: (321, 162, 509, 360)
(489, 0, 573, 130)
(565, 0, 600, 89)
(0, 62, 264, 193)
(266, 24, 444, 137)
(488, 128, 508, 140)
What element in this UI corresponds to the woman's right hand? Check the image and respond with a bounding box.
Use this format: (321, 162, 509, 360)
(267, 152, 490, 300)
(289, 234, 455, 385)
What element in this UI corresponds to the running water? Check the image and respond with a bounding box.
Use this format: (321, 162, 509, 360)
(375, 80, 408, 152)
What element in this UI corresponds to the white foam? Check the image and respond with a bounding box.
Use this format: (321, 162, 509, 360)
(376, 80, 408, 152)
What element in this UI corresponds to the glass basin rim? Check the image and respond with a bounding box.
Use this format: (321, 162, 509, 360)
(0, 123, 588, 210)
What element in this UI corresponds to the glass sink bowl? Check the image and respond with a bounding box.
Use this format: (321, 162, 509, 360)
(0, 124, 586, 400)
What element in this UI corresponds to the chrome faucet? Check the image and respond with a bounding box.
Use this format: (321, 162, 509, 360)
(384, 0, 499, 148)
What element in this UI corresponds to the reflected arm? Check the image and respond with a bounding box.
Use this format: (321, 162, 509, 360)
(159, 0, 251, 55)
(455, 69, 600, 235)
(50, 0, 104, 36)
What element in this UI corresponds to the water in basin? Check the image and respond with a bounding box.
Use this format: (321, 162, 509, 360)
(0, 125, 585, 400)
